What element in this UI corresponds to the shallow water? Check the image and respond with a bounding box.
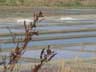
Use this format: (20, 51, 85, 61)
(22, 49, 96, 59)
(1, 24, 96, 33)
(0, 47, 95, 59)
(1, 37, 96, 49)
(0, 19, 96, 60)
(1, 31, 96, 39)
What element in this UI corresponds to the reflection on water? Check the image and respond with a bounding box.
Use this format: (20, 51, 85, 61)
(23, 49, 96, 59)
(0, 48, 95, 59)
(1, 37, 96, 48)
(28, 37, 96, 46)
(1, 31, 96, 39)
(0, 19, 96, 60)
(1, 24, 96, 33)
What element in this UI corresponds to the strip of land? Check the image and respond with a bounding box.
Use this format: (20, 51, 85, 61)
(1, 32, 96, 43)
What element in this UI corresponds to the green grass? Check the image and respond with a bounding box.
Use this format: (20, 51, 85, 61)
(0, 0, 96, 8)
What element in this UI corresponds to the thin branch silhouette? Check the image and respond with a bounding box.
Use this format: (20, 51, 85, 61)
(32, 45, 57, 72)
(2, 11, 44, 72)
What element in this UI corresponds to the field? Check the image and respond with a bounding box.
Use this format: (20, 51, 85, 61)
(0, 0, 96, 8)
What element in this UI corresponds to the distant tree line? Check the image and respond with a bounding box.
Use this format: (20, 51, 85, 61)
(0, 0, 24, 6)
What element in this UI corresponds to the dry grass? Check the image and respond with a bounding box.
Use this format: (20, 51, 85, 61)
(0, 59, 96, 72)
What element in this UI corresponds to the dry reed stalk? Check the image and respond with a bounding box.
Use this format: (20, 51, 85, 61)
(2, 11, 44, 72)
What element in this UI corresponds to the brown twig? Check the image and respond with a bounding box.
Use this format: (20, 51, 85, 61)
(32, 45, 57, 72)
(3, 11, 43, 72)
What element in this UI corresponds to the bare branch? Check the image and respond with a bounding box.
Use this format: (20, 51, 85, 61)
(32, 45, 57, 72)
(3, 11, 44, 72)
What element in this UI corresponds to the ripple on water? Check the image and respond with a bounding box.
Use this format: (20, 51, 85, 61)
(22, 49, 96, 59)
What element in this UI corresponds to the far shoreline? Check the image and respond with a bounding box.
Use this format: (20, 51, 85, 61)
(0, 14, 96, 22)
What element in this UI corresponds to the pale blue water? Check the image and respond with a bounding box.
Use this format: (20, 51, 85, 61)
(1, 24, 96, 33)
(63, 46, 96, 51)
(23, 49, 96, 59)
(1, 31, 96, 39)
(0, 19, 96, 59)
(0, 19, 96, 27)
(1, 37, 96, 49)
(28, 37, 96, 46)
